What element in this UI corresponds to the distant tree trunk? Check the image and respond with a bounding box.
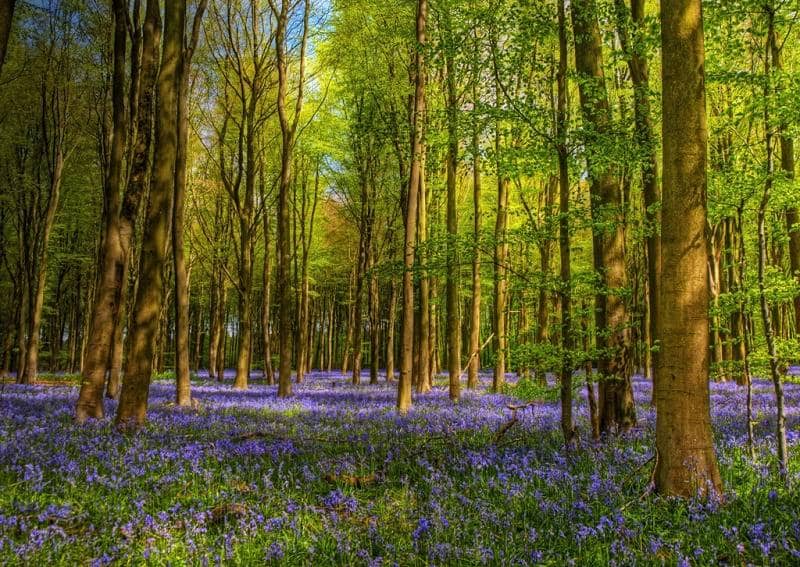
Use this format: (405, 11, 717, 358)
(492, 123, 509, 393)
(386, 279, 398, 380)
(368, 247, 380, 384)
(468, 92, 481, 390)
(444, 31, 461, 401)
(399, 0, 427, 413)
(615, 0, 661, 384)
(758, 10, 787, 478)
(556, 0, 574, 444)
(416, 147, 431, 394)
(571, 0, 635, 433)
(173, 0, 207, 405)
(0, 0, 15, 77)
(655, 0, 722, 496)
(116, 0, 184, 428)
(262, 211, 275, 385)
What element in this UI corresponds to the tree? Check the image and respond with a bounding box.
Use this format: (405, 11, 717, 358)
(398, 0, 427, 413)
(655, 0, 722, 496)
(116, 0, 185, 428)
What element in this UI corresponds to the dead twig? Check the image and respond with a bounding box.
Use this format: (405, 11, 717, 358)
(494, 401, 536, 444)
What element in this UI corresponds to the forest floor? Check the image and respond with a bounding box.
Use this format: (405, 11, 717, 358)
(1, 369, 800, 565)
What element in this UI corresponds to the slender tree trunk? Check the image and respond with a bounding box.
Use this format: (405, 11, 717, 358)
(615, 0, 661, 385)
(386, 279, 397, 381)
(173, 0, 206, 404)
(416, 149, 431, 393)
(445, 38, 461, 401)
(399, 0, 426, 413)
(492, 123, 509, 393)
(655, 0, 722, 496)
(468, 109, 482, 390)
(116, 0, 184, 428)
(556, 0, 574, 444)
(572, 0, 635, 433)
(758, 11, 788, 479)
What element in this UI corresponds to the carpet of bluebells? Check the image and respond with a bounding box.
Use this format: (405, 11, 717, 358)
(1, 369, 800, 566)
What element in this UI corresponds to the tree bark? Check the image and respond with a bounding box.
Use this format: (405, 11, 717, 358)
(571, 0, 635, 433)
(399, 0, 426, 413)
(655, 0, 722, 496)
(116, 0, 184, 428)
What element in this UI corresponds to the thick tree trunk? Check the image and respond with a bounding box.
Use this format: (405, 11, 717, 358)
(77, 0, 160, 421)
(655, 0, 722, 496)
(116, 0, 184, 428)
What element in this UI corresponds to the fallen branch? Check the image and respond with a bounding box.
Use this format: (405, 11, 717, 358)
(494, 401, 536, 444)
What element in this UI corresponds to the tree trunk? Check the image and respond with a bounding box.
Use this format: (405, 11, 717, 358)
(116, 0, 183, 428)
(386, 279, 397, 381)
(445, 36, 461, 401)
(492, 122, 509, 393)
(556, 0, 574, 445)
(655, 0, 722, 496)
(571, 0, 636, 434)
(399, 0, 426, 413)
(173, 0, 206, 404)
(77, 0, 160, 421)
(468, 106, 482, 390)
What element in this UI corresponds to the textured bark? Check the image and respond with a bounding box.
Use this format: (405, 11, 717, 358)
(571, 0, 635, 433)
(556, 0, 573, 444)
(77, 0, 160, 421)
(655, 0, 722, 496)
(274, 0, 309, 397)
(399, 0, 426, 413)
(116, 0, 184, 428)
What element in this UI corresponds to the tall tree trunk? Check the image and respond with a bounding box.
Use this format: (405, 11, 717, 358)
(655, 0, 722, 496)
(173, 0, 206, 404)
(571, 0, 635, 433)
(274, 0, 309, 397)
(416, 148, 431, 393)
(615, 0, 661, 385)
(386, 279, 397, 380)
(758, 10, 788, 478)
(399, 0, 426, 413)
(445, 34, 461, 401)
(262, 212, 275, 385)
(556, 0, 574, 444)
(77, 0, 160, 421)
(468, 105, 482, 390)
(492, 123, 509, 393)
(116, 0, 184, 428)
